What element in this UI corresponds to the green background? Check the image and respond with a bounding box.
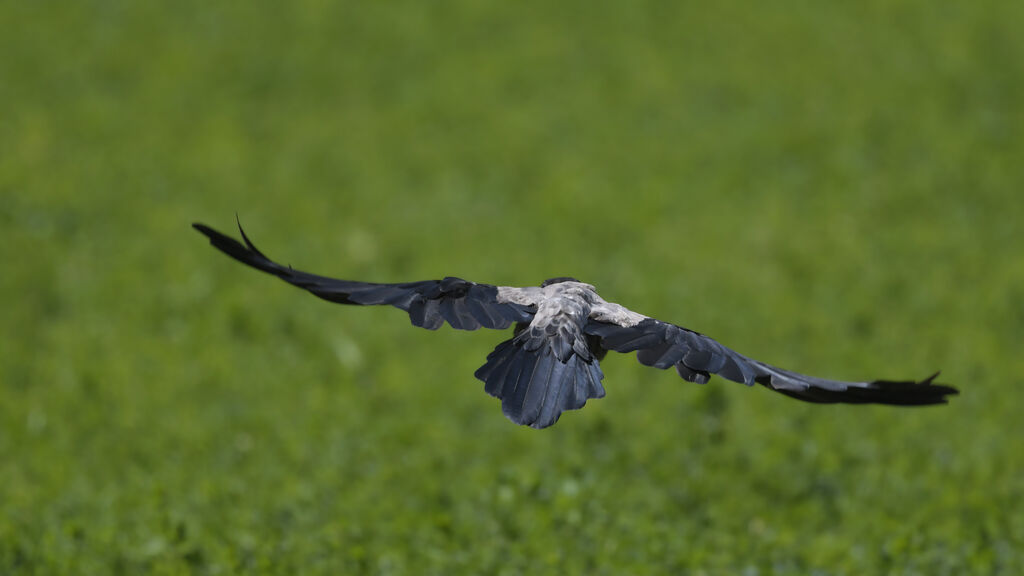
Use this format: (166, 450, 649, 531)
(3, 1, 1022, 574)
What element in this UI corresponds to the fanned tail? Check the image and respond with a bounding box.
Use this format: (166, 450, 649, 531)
(474, 337, 605, 429)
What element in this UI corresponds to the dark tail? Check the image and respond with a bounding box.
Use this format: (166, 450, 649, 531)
(475, 337, 606, 429)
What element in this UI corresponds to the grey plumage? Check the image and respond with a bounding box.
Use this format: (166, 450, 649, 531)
(194, 221, 959, 429)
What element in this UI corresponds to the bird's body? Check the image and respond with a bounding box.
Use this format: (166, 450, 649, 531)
(194, 221, 958, 429)
(500, 281, 648, 328)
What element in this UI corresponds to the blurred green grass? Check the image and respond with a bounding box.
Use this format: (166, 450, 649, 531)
(2, 1, 1023, 574)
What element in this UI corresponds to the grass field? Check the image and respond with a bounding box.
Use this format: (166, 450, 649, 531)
(3, 1, 1023, 574)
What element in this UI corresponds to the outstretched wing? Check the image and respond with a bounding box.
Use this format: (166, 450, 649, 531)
(193, 222, 535, 330)
(585, 318, 958, 405)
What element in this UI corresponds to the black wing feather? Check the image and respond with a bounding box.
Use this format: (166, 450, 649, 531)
(586, 318, 958, 405)
(193, 222, 535, 331)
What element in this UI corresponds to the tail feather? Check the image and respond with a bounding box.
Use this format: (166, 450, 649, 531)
(475, 337, 605, 429)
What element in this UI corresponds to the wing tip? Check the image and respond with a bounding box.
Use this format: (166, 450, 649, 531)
(192, 222, 217, 238)
(770, 370, 959, 406)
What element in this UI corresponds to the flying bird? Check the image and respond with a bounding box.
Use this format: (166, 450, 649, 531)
(194, 221, 957, 429)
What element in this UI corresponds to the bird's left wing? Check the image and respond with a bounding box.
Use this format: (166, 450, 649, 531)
(585, 317, 958, 405)
(193, 222, 535, 330)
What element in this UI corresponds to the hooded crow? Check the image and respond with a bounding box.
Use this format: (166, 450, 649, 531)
(194, 221, 958, 429)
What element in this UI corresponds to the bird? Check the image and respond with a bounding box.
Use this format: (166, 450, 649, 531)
(193, 220, 958, 429)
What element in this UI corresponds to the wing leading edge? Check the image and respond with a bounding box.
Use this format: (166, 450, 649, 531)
(585, 318, 957, 405)
(193, 222, 535, 331)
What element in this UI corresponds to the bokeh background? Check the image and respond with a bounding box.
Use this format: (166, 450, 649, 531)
(3, 1, 1023, 574)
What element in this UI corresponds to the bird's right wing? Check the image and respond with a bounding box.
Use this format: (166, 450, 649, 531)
(193, 222, 536, 331)
(584, 318, 958, 405)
